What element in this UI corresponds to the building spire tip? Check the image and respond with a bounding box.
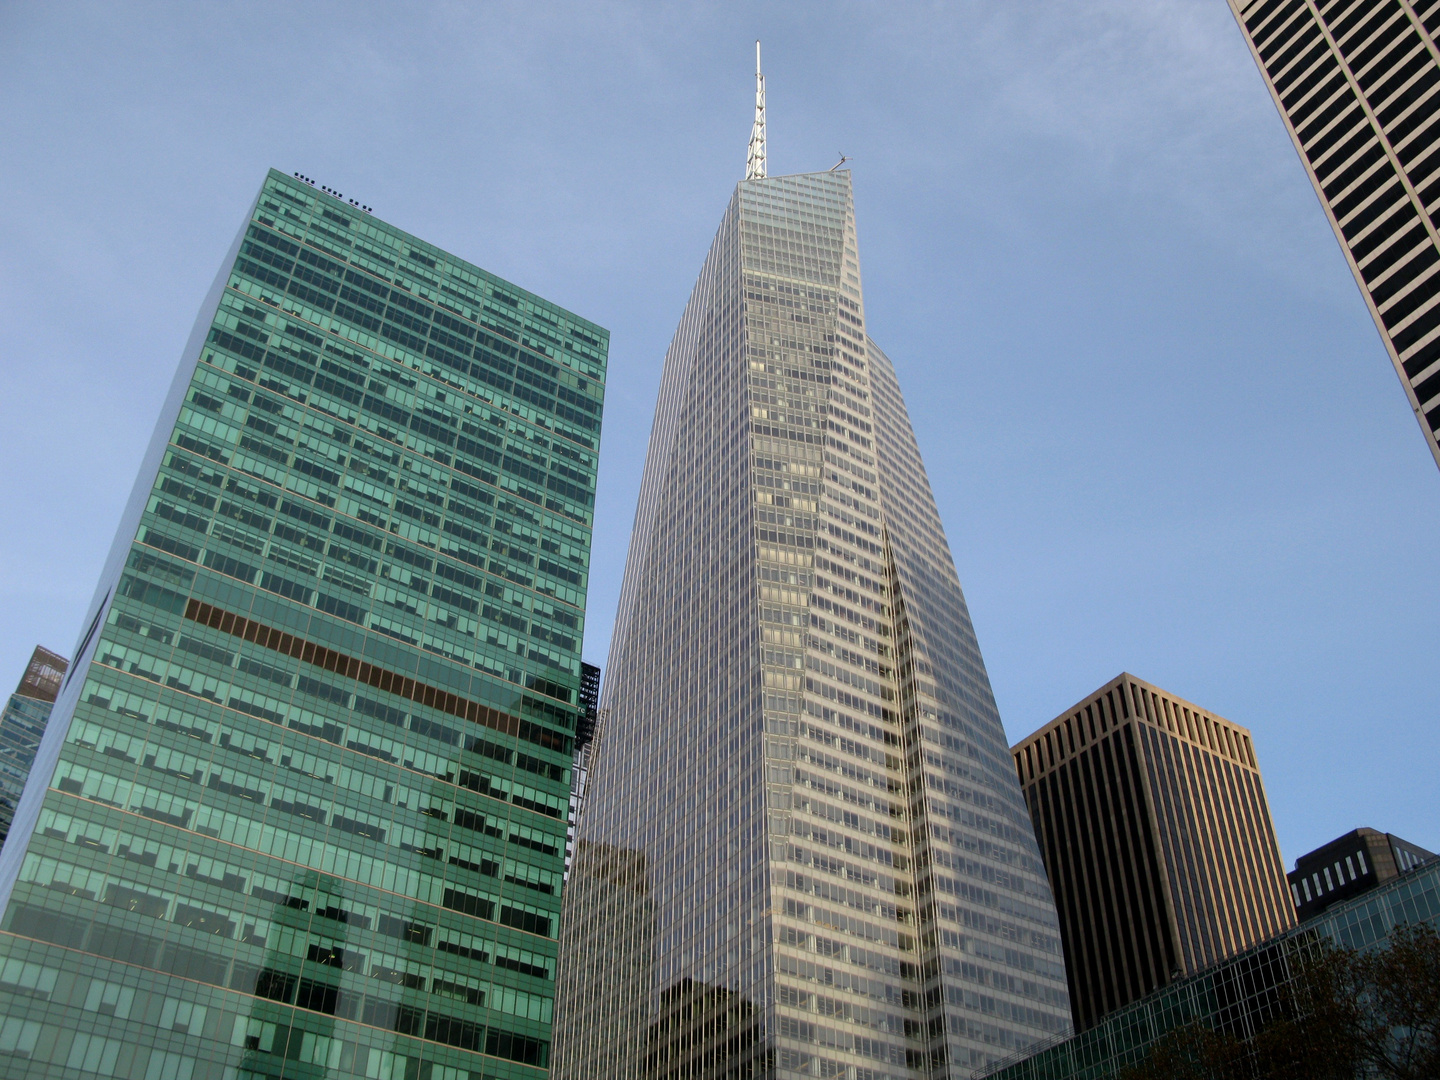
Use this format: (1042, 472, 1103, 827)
(746, 40, 767, 181)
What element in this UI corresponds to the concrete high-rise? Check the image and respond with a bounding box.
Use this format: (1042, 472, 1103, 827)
(554, 56, 1070, 1079)
(0, 170, 605, 1079)
(1011, 674, 1294, 1033)
(1229, 0, 1440, 469)
(0, 647, 68, 847)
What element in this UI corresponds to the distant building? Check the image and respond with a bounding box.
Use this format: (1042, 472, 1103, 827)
(1011, 673, 1295, 1032)
(1289, 827, 1435, 919)
(576, 660, 601, 752)
(12, 646, 65, 704)
(0, 646, 68, 846)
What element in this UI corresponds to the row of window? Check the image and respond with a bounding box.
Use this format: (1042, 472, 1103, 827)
(1293, 847, 1368, 906)
(262, 175, 604, 376)
(202, 304, 597, 531)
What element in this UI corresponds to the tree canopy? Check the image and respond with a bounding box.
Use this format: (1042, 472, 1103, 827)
(1118, 922, 1440, 1080)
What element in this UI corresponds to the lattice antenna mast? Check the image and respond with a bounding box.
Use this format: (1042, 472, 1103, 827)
(746, 40, 767, 180)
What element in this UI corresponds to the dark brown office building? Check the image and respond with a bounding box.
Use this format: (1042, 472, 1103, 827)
(1011, 674, 1295, 1032)
(1230, 0, 1440, 470)
(1288, 826, 1435, 918)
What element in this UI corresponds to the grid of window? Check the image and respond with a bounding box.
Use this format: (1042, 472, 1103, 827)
(554, 176, 760, 1080)
(0, 170, 607, 1080)
(1012, 675, 1294, 1035)
(1231, 0, 1440, 469)
(868, 341, 1072, 1074)
(553, 171, 1068, 1080)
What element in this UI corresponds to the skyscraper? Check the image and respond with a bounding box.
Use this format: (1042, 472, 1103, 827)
(1010, 674, 1294, 1033)
(1229, 0, 1440, 470)
(554, 55, 1070, 1079)
(0, 170, 605, 1079)
(0, 646, 68, 847)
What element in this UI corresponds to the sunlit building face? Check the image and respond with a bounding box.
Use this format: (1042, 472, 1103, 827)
(554, 165, 1071, 1079)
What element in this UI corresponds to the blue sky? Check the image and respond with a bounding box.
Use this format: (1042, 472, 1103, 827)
(1, 1, 1436, 865)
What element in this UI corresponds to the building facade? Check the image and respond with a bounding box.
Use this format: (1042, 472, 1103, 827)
(0, 170, 605, 1080)
(0, 647, 68, 847)
(553, 88, 1069, 1078)
(1288, 826, 1435, 918)
(1011, 674, 1294, 1034)
(1229, 0, 1440, 469)
(977, 852, 1440, 1080)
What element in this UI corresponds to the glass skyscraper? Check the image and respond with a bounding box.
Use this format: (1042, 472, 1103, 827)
(554, 97, 1069, 1077)
(0, 170, 605, 1079)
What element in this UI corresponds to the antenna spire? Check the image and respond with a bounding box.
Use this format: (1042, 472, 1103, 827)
(746, 40, 767, 180)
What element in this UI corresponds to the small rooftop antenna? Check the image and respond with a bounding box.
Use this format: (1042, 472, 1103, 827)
(829, 153, 849, 172)
(746, 40, 767, 180)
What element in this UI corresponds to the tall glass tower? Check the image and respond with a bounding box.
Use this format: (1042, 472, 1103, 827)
(554, 61, 1069, 1079)
(0, 170, 605, 1079)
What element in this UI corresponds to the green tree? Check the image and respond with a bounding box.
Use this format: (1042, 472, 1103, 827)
(1117, 920, 1440, 1080)
(1116, 1022, 1249, 1080)
(1252, 938, 1365, 1080)
(1355, 922, 1440, 1080)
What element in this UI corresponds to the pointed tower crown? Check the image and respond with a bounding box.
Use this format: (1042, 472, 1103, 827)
(746, 40, 766, 181)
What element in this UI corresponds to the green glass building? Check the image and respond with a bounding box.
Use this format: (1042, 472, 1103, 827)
(0, 169, 606, 1080)
(975, 858, 1440, 1080)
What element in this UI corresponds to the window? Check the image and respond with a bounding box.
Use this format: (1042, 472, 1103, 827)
(67, 1034, 123, 1076)
(1346, 855, 1356, 880)
(1324, 867, 1334, 891)
(0, 1018, 39, 1055)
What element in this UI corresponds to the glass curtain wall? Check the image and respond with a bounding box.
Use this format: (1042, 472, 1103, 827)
(0, 170, 606, 1080)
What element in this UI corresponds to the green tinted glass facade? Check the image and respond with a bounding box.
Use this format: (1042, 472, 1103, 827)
(0, 169, 606, 1080)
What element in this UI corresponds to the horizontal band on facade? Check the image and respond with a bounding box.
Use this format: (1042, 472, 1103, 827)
(182, 599, 569, 754)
